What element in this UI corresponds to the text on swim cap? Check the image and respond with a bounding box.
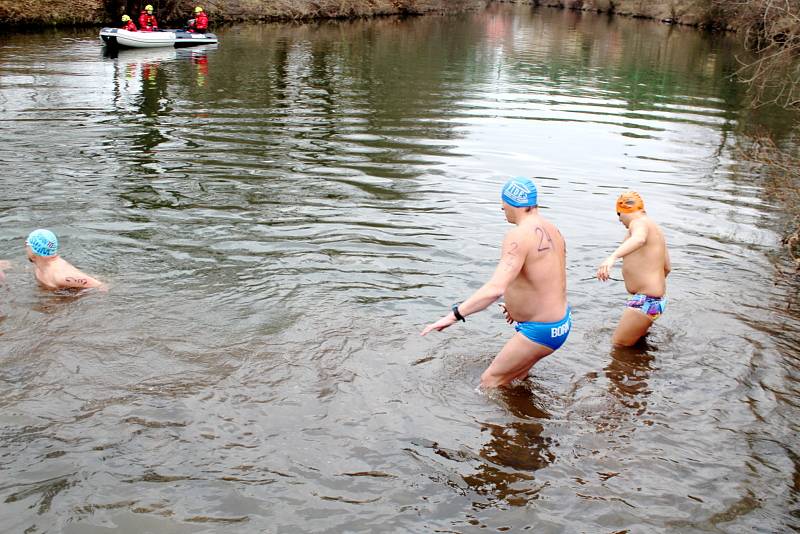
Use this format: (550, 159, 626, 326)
(504, 182, 531, 204)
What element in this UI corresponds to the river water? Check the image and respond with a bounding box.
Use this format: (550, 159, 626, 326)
(1, 5, 798, 532)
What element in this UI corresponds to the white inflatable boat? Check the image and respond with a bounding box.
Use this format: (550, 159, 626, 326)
(100, 28, 218, 49)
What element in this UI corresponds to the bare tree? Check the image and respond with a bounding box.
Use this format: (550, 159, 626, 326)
(717, 0, 800, 109)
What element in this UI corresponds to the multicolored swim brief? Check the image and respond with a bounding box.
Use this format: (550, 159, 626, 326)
(626, 294, 666, 321)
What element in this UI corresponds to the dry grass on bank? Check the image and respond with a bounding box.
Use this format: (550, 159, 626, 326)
(131, 0, 457, 22)
(0, 0, 482, 26)
(0, 0, 105, 25)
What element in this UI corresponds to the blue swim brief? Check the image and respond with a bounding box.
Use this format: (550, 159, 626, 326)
(514, 306, 572, 351)
(626, 294, 666, 320)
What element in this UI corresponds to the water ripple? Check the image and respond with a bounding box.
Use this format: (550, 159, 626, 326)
(0, 6, 799, 533)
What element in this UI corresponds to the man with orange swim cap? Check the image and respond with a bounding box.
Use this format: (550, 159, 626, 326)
(597, 191, 671, 346)
(616, 190, 644, 214)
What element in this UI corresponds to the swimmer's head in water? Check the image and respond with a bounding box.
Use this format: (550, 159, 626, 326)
(26, 229, 58, 257)
(616, 191, 644, 214)
(501, 177, 538, 207)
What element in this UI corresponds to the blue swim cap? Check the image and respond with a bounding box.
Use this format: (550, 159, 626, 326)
(26, 229, 58, 257)
(501, 177, 538, 207)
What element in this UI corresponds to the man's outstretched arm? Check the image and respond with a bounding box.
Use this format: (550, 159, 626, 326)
(62, 271, 105, 290)
(421, 229, 526, 336)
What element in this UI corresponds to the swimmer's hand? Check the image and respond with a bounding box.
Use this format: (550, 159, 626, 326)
(596, 255, 616, 282)
(420, 313, 457, 336)
(499, 302, 514, 324)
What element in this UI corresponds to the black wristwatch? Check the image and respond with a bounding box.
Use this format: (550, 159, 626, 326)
(451, 304, 466, 322)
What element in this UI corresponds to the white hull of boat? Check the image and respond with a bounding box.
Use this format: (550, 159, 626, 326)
(100, 28, 218, 49)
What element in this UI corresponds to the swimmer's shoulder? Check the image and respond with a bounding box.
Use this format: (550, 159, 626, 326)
(533, 216, 564, 244)
(505, 223, 533, 247)
(640, 216, 667, 241)
(54, 262, 103, 289)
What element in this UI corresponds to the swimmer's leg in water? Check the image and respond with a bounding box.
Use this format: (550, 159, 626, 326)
(612, 308, 653, 347)
(481, 333, 553, 388)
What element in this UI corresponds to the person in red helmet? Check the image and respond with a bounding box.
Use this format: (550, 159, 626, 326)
(138, 4, 158, 32)
(120, 14, 137, 31)
(188, 6, 209, 34)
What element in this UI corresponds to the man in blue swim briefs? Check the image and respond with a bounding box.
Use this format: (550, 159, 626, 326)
(421, 177, 571, 388)
(596, 191, 671, 346)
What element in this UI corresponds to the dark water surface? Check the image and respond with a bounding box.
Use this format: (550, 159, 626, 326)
(1, 5, 799, 532)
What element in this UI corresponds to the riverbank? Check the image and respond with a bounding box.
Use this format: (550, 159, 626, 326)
(0, 0, 486, 28)
(519, 0, 735, 30)
(0, 0, 784, 32)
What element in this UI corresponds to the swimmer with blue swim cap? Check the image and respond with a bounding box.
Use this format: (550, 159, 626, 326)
(26, 229, 59, 257)
(501, 176, 538, 208)
(25, 229, 104, 290)
(421, 176, 571, 388)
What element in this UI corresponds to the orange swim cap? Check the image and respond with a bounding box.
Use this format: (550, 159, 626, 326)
(616, 191, 644, 213)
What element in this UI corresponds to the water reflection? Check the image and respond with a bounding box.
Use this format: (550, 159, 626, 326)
(139, 60, 169, 116)
(1, 5, 799, 532)
(604, 343, 656, 416)
(574, 343, 657, 438)
(464, 385, 555, 507)
(483, 3, 513, 43)
(190, 50, 209, 87)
